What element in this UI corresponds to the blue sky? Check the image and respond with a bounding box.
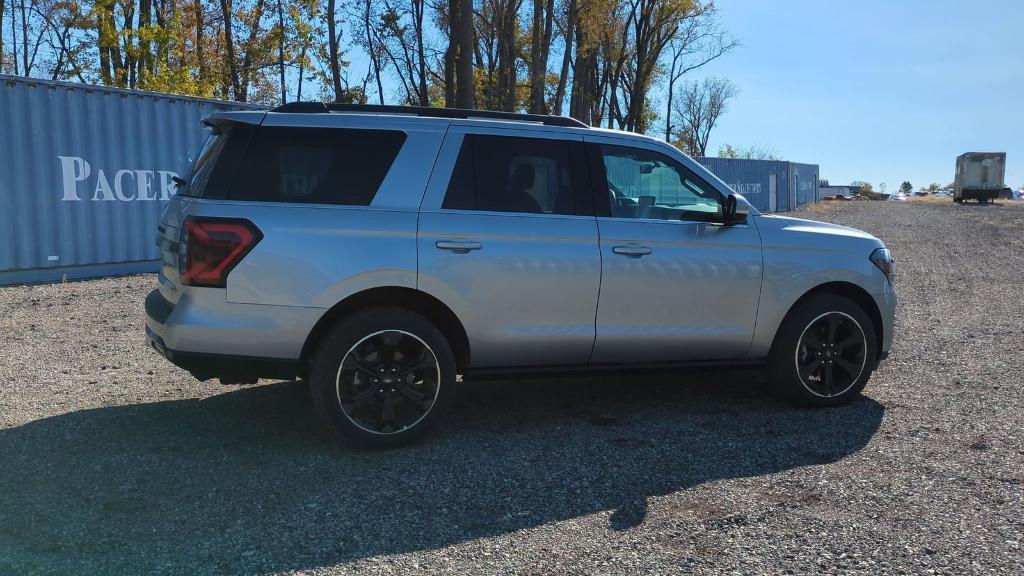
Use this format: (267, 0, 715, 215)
(702, 0, 1023, 190)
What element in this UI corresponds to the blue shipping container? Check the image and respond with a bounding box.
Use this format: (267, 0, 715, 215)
(0, 75, 258, 285)
(695, 157, 820, 213)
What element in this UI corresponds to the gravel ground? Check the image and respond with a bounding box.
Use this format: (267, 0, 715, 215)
(1, 200, 1022, 575)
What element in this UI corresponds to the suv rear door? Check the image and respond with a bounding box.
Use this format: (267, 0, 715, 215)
(417, 126, 600, 368)
(584, 135, 763, 363)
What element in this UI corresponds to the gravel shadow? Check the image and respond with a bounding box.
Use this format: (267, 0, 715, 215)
(0, 371, 883, 574)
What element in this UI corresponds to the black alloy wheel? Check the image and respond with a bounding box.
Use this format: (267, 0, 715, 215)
(309, 307, 457, 447)
(336, 329, 441, 435)
(795, 311, 867, 398)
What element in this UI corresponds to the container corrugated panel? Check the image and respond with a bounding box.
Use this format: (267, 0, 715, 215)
(790, 162, 820, 208)
(695, 157, 791, 213)
(0, 75, 261, 285)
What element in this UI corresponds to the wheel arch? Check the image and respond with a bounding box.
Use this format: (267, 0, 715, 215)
(775, 281, 884, 360)
(300, 287, 471, 373)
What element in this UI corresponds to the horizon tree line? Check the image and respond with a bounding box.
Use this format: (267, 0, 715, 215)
(0, 0, 741, 149)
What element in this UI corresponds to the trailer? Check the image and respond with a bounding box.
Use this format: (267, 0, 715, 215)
(954, 152, 1009, 204)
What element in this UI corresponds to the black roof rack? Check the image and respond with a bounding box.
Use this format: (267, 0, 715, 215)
(270, 101, 589, 129)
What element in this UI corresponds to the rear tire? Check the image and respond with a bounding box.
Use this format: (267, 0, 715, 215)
(309, 307, 456, 448)
(768, 294, 877, 407)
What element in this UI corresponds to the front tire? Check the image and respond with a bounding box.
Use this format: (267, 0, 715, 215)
(768, 294, 877, 407)
(309, 307, 456, 448)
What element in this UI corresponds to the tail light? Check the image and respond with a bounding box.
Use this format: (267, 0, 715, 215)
(179, 217, 262, 287)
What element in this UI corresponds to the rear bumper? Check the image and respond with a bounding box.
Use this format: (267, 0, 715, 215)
(959, 189, 999, 200)
(145, 325, 301, 381)
(145, 288, 313, 381)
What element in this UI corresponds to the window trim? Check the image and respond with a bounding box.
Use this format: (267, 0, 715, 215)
(586, 142, 725, 221)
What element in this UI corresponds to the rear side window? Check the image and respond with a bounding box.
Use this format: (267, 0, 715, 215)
(182, 123, 255, 199)
(442, 134, 590, 215)
(228, 126, 406, 205)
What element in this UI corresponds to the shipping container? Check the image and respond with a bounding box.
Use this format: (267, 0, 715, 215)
(791, 162, 821, 208)
(695, 157, 820, 213)
(0, 75, 260, 285)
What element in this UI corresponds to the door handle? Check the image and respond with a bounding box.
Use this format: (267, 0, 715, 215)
(436, 240, 483, 254)
(612, 245, 653, 258)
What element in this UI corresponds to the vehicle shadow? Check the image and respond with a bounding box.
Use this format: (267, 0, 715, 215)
(0, 370, 883, 574)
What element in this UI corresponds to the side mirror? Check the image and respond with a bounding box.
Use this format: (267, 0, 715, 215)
(722, 193, 748, 225)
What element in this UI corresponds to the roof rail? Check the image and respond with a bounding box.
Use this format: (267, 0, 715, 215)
(270, 101, 589, 129)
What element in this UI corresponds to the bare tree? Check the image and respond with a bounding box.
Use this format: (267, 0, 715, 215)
(674, 76, 736, 156)
(717, 142, 781, 160)
(378, 0, 430, 106)
(354, 0, 385, 104)
(663, 3, 737, 140)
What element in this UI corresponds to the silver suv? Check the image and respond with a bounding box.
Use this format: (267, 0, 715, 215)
(146, 103, 896, 447)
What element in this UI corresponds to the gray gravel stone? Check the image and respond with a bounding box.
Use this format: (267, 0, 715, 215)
(1, 200, 1022, 575)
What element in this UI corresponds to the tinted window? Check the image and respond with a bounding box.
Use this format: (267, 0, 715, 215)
(181, 123, 255, 199)
(598, 145, 721, 222)
(229, 126, 405, 205)
(442, 135, 587, 215)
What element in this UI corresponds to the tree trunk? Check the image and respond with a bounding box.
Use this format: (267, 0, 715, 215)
(569, 17, 596, 125)
(497, 3, 518, 111)
(296, 41, 307, 100)
(528, 0, 544, 113)
(363, 0, 384, 104)
(122, 1, 136, 88)
(219, 0, 241, 99)
(455, 0, 474, 108)
(1, 0, 5, 74)
(552, 0, 574, 115)
(327, 0, 342, 100)
(444, 0, 457, 107)
(415, 0, 428, 105)
(664, 49, 680, 141)
(19, 0, 27, 74)
(195, 0, 205, 88)
(139, 0, 152, 84)
(277, 0, 287, 104)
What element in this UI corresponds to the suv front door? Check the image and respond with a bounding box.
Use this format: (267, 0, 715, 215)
(417, 127, 600, 368)
(585, 137, 763, 363)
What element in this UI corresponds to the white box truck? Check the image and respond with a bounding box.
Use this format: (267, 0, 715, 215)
(954, 152, 1010, 204)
